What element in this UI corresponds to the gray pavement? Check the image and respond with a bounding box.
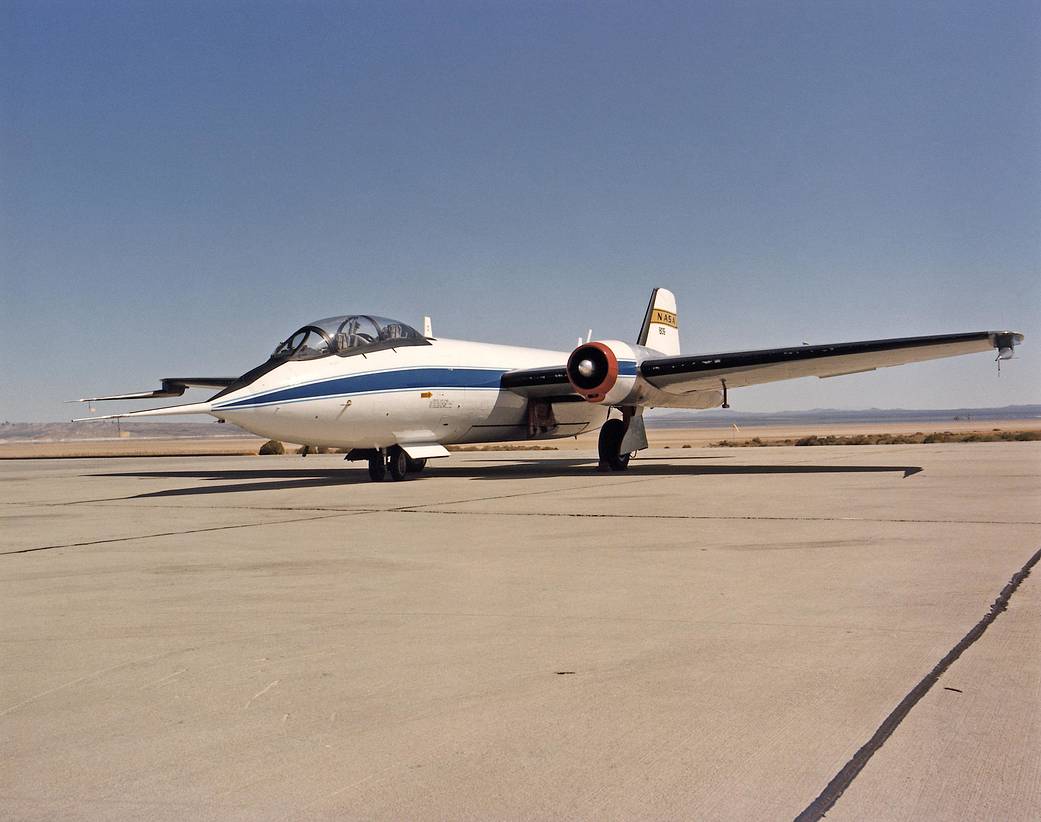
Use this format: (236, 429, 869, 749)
(2, 444, 1039, 820)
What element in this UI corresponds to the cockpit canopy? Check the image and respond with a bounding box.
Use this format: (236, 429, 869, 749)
(271, 315, 429, 361)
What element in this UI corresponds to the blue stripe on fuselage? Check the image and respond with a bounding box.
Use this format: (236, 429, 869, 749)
(214, 367, 508, 410)
(618, 360, 638, 376)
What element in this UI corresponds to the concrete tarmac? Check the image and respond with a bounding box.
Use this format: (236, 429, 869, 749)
(2, 444, 1039, 820)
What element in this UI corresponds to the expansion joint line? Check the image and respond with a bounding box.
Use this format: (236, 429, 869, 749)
(0, 511, 365, 556)
(794, 544, 1041, 822)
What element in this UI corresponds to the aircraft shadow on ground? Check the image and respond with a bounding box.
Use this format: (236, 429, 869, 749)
(97, 460, 923, 499)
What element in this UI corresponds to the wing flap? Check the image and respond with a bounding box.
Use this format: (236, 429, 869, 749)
(642, 331, 1023, 394)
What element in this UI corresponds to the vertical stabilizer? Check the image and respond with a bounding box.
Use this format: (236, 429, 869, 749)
(637, 287, 680, 356)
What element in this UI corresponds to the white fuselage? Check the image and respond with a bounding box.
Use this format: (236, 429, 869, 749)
(209, 338, 606, 448)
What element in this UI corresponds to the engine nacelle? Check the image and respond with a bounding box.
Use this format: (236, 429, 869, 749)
(566, 340, 641, 405)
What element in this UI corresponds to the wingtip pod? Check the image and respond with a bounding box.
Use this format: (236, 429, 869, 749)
(71, 401, 216, 423)
(991, 330, 1024, 360)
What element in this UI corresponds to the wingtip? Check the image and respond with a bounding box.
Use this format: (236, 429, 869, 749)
(992, 331, 1025, 348)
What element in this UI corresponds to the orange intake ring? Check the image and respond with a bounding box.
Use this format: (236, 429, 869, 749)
(566, 342, 619, 403)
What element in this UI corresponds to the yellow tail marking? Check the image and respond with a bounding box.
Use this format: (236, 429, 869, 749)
(651, 309, 678, 328)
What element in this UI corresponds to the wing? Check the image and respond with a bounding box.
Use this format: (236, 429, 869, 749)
(500, 365, 581, 401)
(641, 331, 1023, 394)
(72, 400, 218, 422)
(74, 377, 238, 402)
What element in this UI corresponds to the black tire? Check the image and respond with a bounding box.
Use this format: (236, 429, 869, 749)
(598, 418, 631, 471)
(388, 447, 410, 481)
(406, 456, 427, 473)
(367, 454, 387, 482)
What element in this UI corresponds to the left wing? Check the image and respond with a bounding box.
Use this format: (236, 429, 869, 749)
(641, 331, 1022, 394)
(72, 401, 217, 422)
(500, 365, 579, 400)
(74, 377, 237, 403)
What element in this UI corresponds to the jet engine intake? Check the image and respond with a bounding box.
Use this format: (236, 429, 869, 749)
(566, 340, 639, 404)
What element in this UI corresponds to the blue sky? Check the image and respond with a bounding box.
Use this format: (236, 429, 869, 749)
(2, 1, 1039, 421)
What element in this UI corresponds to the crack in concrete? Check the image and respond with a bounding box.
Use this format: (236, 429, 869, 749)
(367, 509, 1041, 526)
(2, 480, 659, 556)
(380, 476, 656, 513)
(794, 543, 1041, 822)
(6, 498, 1039, 527)
(0, 511, 369, 556)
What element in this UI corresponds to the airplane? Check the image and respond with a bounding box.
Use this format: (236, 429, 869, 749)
(74, 288, 1024, 482)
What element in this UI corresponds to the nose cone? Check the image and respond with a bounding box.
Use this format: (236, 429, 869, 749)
(577, 359, 596, 378)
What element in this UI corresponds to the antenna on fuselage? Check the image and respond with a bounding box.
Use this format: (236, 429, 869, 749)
(423, 316, 433, 338)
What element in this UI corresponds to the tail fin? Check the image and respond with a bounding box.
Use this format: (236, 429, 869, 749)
(637, 287, 680, 356)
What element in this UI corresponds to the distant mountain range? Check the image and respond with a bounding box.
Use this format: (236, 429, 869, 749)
(646, 404, 1041, 428)
(0, 420, 260, 442)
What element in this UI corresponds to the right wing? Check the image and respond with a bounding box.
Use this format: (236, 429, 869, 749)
(640, 331, 1022, 394)
(74, 377, 238, 403)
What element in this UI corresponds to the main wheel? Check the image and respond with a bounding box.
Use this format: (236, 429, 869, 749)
(367, 453, 387, 482)
(598, 418, 631, 471)
(406, 456, 427, 473)
(388, 447, 410, 481)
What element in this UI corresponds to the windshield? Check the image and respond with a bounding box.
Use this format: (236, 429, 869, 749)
(271, 315, 428, 361)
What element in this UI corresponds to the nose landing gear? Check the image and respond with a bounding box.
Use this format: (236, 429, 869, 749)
(367, 453, 387, 482)
(388, 446, 410, 482)
(363, 446, 422, 482)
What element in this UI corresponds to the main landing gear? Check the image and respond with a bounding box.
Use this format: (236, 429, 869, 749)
(598, 418, 632, 472)
(365, 446, 428, 482)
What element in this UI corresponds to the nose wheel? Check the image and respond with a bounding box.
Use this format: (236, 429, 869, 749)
(367, 453, 387, 482)
(388, 446, 410, 481)
(366, 446, 414, 482)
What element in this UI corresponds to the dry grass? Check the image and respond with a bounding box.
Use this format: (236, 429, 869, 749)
(447, 444, 559, 452)
(709, 430, 1041, 447)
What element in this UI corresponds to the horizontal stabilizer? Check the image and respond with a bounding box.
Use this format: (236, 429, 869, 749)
(72, 401, 215, 422)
